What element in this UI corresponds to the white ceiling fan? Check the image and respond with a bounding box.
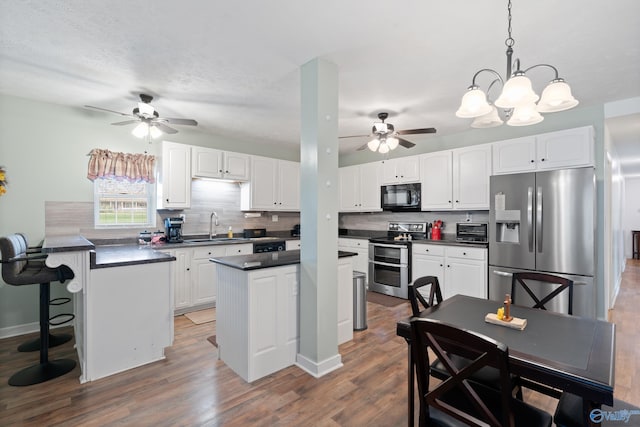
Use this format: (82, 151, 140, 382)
(85, 93, 198, 140)
(340, 112, 436, 153)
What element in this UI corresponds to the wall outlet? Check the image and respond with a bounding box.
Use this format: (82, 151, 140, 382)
(466, 212, 472, 222)
(272, 215, 278, 222)
(179, 214, 186, 222)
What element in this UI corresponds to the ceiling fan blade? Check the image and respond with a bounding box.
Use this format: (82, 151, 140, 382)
(85, 105, 134, 117)
(356, 142, 370, 151)
(397, 127, 437, 135)
(164, 118, 198, 126)
(154, 122, 178, 134)
(339, 134, 371, 139)
(398, 137, 416, 149)
(111, 120, 140, 126)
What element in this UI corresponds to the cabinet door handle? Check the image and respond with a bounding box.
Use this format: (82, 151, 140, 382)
(447, 265, 450, 268)
(166, 198, 169, 202)
(463, 252, 467, 256)
(541, 158, 546, 162)
(530, 160, 535, 163)
(425, 249, 429, 252)
(186, 268, 190, 271)
(439, 264, 443, 267)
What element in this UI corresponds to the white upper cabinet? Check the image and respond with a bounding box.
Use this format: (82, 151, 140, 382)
(535, 126, 593, 170)
(159, 141, 191, 209)
(240, 156, 299, 211)
(420, 144, 491, 211)
(191, 146, 250, 181)
(381, 157, 420, 184)
(452, 144, 492, 210)
(492, 136, 537, 174)
(339, 162, 382, 212)
(492, 126, 594, 175)
(420, 151, 454, 210)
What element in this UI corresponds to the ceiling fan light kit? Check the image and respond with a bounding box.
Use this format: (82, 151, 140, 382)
(456, 0, 578, 128)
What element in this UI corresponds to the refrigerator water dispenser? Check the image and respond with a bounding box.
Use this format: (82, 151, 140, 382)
(495, 210, 521, 243)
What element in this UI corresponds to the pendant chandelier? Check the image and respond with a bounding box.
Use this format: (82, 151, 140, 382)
(455, 0, 578, 128)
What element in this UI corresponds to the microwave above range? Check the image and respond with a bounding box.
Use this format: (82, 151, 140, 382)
(381, 183, 421, 212)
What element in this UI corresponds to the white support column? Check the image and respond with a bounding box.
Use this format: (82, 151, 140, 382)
(296, 58, 342, 377)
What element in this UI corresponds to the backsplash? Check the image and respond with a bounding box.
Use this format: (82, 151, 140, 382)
(339, 210, 489, 238)
(45, 179, 300, 240)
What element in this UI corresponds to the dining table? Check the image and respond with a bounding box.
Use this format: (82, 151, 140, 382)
(396, 294, 615, 427)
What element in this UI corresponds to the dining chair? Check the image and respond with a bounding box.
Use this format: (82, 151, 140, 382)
(409, 276, 523, 400)
(410, 317, 552, 427)
(511, 272, 574, 315)
(554, 392, 640, 427)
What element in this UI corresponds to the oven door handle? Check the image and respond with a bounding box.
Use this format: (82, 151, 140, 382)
(369, 243, 409, 249)
(370, 260, 407, 268)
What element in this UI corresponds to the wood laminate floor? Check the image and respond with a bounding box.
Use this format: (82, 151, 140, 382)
(1, 261, 638, 426)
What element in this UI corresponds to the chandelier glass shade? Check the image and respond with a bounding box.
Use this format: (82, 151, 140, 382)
(456, 0, 578, 127)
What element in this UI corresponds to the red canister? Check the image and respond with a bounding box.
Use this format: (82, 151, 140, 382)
(432, 222, 442, 240)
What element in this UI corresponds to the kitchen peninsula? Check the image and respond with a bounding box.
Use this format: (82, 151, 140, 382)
(43, 235, 176, 383)
(210, 250, 356, 382)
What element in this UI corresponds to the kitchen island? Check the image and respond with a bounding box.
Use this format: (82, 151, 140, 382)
(210, 250, 356, 382)
(43, 236, 176, 383)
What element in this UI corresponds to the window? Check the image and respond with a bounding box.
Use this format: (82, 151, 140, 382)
(94, 178, 156, 227)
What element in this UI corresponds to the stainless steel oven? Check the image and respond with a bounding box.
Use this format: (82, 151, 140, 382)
(368, 242, 410, 299)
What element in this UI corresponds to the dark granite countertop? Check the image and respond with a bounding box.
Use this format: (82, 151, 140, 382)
(42, 235, 95, 253)
(90, 245, 176, 269)
(210, 249, 357, 271)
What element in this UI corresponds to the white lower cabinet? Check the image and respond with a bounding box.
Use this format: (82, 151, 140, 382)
(338, 237, 369, 285)
(167, 243, 253, 314)
(216, 256, 353, 382)
(412, 244, 487, 300)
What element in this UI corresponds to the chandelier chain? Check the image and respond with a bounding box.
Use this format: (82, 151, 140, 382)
(505, 0, 515, 48)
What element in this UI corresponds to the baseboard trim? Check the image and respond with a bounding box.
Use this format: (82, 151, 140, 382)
(0, 322, 67, 340)
(295, 352, 343, 378)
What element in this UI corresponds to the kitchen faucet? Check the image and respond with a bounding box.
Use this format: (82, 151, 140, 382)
(210, 211, 219, 239)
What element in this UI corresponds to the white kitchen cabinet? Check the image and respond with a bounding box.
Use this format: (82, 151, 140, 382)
(159, 141, 191, 209)
(338, 237, 369, 285)
(240, 156, 300, 211)
(412, 243, 487, 300)
(535, 126, 593, 170)
(411, 244, 445, 289)
(337, 258, 354, 344)
(420, 151, 454, 210)
(452, 144, 492, 210)
(420, 144, 491, 211)
(492, 126, 593, 175)
(381, 157, 420, 184)
(286, 240, 300, 250)
(168, 243, 253, 313)
(191, 146, 250, 181)
(339, 162, 382, 212)
(443, 246, 487, 300)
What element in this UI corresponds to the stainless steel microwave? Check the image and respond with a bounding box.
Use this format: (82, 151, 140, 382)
(381, 183, 421, 212)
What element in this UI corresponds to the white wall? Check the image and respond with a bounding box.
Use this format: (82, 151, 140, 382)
(622, 177, 640, 258)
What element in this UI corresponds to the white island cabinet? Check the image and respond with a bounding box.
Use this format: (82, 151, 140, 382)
(212, 251, 355, 383)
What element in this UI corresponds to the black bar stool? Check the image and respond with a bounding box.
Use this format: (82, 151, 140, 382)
(0, 234, 77, 386)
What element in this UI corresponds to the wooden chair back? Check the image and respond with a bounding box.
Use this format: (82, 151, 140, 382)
(409, 276, 443, 316)
(411, 317, 515, 427)
(511, 272, 574, 315)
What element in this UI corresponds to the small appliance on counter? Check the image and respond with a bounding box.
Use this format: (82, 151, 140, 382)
(164, 217, 184, 243)
(431, 220, 444, 240)
(243, 228, 267, 239)
(291, 224, 300, 237)
(456, 222, 488, 242)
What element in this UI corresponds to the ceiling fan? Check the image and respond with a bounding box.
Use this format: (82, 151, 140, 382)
(85, 93, 198, 139)
(340, 112, 436, 153)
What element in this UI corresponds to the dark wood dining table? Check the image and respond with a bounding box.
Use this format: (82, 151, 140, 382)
(396, 294, 615, 427)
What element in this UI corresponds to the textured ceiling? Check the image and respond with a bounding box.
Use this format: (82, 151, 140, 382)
(1, 1, 639, 173)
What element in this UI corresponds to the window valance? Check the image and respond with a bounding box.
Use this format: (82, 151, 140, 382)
(87, 149, 156, 183)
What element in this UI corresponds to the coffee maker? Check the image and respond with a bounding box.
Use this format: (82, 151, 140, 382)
(164, 217, 184, 243)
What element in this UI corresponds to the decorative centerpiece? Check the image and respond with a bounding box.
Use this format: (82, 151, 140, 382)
(485, 293, 527, 330)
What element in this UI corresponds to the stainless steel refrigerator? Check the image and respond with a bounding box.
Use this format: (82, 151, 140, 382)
(488, 167, 596, 318)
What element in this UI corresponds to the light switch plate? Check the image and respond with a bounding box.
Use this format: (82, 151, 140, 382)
(272, 215, 278, 222)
